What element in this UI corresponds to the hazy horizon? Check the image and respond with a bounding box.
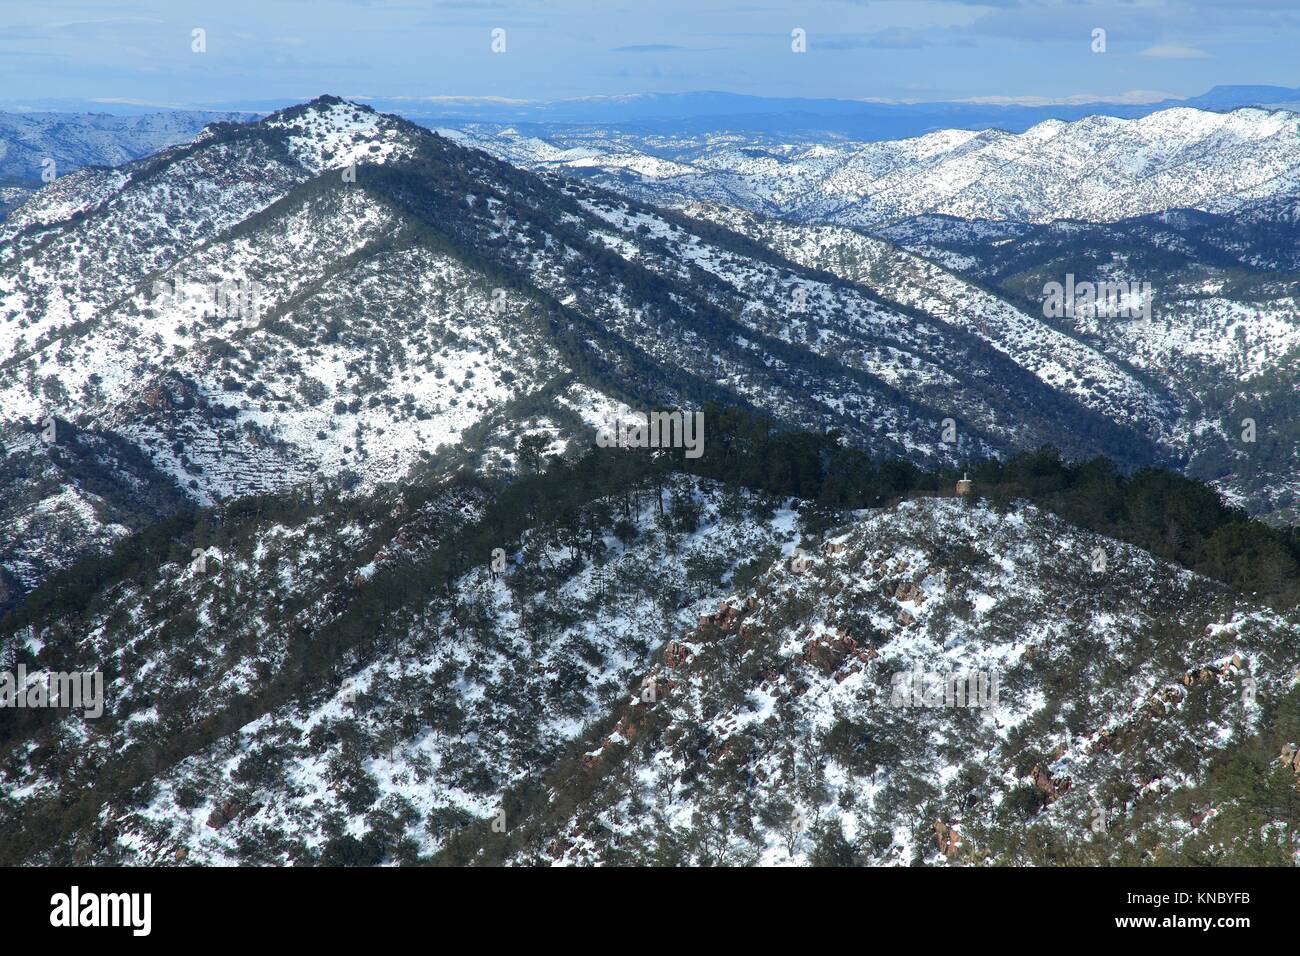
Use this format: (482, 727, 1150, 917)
(4, 0, 1298, 111)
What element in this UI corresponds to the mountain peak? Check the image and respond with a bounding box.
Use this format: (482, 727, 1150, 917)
(259, 95, 420, 173)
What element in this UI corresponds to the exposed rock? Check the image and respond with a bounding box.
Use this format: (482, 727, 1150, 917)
(206, 799, 240, 830)
(664, 640, 692, 669)
(894, 581, 926, 604)
(1030, 764, 1071, 804)
(695, 602, 747, 638)
(612, 717, 639, 743)
(801, 632, 860, 674)
(933, 818, 962, 857)
(1280, 743, 1300, 774)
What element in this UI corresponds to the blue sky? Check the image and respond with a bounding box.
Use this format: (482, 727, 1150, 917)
(3, 0, 1299, 109)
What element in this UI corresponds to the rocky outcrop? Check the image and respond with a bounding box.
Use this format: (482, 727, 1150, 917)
(894, 581, 926, 604)
(206, 799, 241, 830)
(800, 629, 874, 676)
(699, 601, 743, 633)
(933, 818, 962, 858)
(1030, 764, 1071, 804)
(664, 640, 692, 669)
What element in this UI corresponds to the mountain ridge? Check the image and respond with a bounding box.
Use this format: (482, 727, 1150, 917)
(2, 94, 1188, 603)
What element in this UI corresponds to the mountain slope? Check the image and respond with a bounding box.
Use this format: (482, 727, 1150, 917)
(6, 456, 1295, 866)
(467, 497, 1300, 866)
(0, 465, 803, 864)
(0, 110, 252, 184)
(677, 202, 1177, 443)
(1, 96, 1180, 602)
(0, 109, 253, 226)
(875, 211, 1300, 520)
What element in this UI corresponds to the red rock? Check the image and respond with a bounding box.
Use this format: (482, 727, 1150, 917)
(664, 640, 692, 669)
(933, 819, 962, 857)
(1030, 765, 1071, 804)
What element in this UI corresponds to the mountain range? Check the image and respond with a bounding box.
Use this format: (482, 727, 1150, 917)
(446, 106, 1300, 521)
(14, 84, 1300, 140)
(4, 95, 1200, 608)
(444, 106, 1300, 226)
(2, 95, 1299, 867)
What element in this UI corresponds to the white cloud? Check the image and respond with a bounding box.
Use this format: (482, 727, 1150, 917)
(1140, 44, 1210, 59)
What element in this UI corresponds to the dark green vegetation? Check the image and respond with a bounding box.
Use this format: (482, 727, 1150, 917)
(2, 404, 1297, 865)
(9, 402, 1298, 641)
(687, 405, 1300, 610)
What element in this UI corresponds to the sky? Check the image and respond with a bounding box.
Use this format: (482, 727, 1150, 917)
(2, 0, 1299, 110)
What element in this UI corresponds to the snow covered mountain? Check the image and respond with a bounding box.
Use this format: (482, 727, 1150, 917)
(3, 449, 1296, 865)
(444, 106, 1300, 229)
(444, 108, 1300, 522)
(3, 96, 1300, 868)
(493, 497, 1299, 866)
(1, 96, 1176, 605)
(678, 203, 1300, 522)
(0, 109, 252, 224)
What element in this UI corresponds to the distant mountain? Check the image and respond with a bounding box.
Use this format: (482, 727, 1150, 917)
(0, 109, 252, 184)
(0, 109, 254, 225)
(9, 84, 1300, 146)
(1181, 84, 1300, 112)
(443, 106, 1300, 228)
(376, 86, 1300, 140)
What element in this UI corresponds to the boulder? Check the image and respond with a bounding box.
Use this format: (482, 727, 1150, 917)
(933, 819, 962, 857)
(205, 799, 239, 830)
